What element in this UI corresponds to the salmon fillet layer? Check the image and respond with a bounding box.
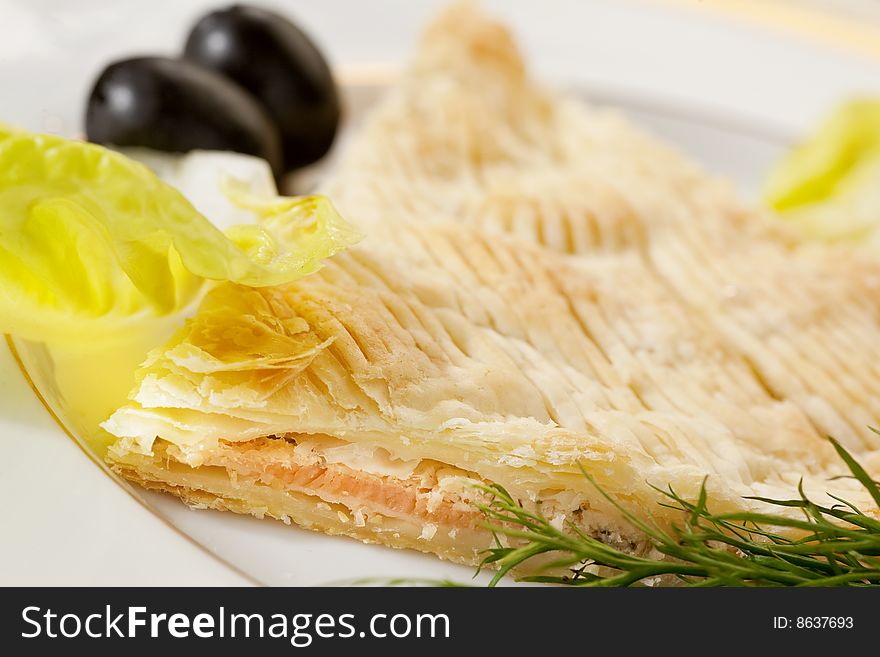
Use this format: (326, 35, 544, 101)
(104, 4, 880, 567)
(111, 435, 645, 565)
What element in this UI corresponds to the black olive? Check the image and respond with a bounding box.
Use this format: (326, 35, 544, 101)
(85, 56, 282, 175)
(184, 5, 341, 171)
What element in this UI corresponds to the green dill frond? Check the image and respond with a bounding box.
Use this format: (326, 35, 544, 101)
(476, 436, 880, 587)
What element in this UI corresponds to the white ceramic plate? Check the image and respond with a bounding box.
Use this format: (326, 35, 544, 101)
(7, 82, 791, 586)
(3, 0, 880, 587)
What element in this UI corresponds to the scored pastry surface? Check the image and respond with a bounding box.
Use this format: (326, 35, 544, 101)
(104, 4, 880, 566)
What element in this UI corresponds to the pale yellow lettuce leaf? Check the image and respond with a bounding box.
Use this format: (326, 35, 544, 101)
(0, 127, 360, 344)
(764, 99, 880, 244)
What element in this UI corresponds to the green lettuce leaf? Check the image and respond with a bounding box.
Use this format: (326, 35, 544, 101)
(0, 126, 360, 344)
(764, 99, 880, 244)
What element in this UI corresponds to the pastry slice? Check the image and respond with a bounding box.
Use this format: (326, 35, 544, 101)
(103, 218, 880, 565)
(103, 5, 880, 565)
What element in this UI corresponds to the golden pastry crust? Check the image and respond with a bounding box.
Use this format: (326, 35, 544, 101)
(105, 3, 880, 563)
(326, 3, 880, 459)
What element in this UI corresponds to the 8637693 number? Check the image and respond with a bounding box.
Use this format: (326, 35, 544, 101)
(773, 616, 853, 629)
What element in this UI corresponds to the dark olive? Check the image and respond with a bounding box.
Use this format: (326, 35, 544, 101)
(85, 56, 282, 175)
(184, 5, 341, 171)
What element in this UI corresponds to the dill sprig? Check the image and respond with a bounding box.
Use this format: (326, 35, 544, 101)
(477, 437, 880, 587)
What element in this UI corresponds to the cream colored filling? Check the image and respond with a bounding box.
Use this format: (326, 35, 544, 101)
(293, 434, 422, 480)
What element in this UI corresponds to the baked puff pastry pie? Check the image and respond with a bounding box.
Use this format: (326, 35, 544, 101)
(104, 3, 880, 566)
